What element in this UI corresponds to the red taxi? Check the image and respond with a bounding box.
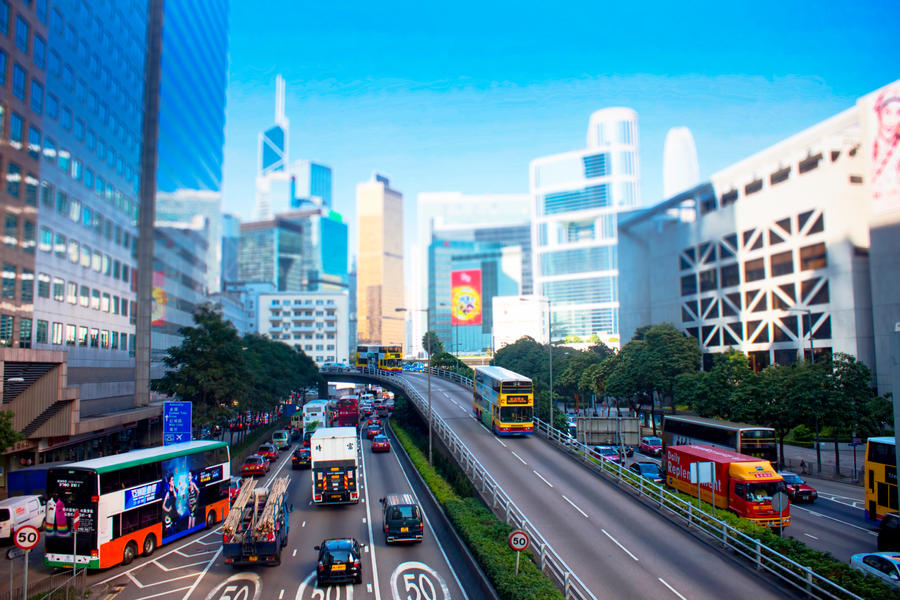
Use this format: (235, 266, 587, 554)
(241, 455, 270, 477)
(257, 443, 279, 462)
(371, 435, 391, 452)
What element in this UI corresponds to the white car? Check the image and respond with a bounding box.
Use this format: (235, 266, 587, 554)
(850, 552, 900, 588)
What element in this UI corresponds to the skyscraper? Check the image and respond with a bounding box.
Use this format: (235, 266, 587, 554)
(356, 173, 404, 346)
(663, 127, 700, 199)
(221, 212, 241, 285)
(254, 75, 290, 220)
(530, 107, 641, 345)
(291, 159, 333, 209)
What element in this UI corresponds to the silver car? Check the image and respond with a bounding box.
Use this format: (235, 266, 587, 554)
(849, 552, 900, 588)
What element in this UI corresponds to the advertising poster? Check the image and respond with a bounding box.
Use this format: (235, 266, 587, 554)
(159, 452, 221, 544)
(151, 270, 167, 325)
(451, 269, 482, 326)
(866, 80, 900, 216)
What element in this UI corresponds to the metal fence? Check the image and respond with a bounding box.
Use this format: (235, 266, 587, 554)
(0, 566, 88, 600)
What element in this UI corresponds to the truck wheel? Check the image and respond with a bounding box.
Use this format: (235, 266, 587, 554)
(122, 541, 138, 566)
(206, 510, 216, 527)
(143, 534, 157, 557)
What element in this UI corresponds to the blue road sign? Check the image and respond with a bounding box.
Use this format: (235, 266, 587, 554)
(163, 401, 192, 445)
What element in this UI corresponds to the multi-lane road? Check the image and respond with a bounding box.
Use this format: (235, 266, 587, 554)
(87, 423, 481, 600)
(399, 372, 797, 600)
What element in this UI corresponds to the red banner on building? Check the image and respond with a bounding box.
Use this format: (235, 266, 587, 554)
(451, 269, 482, 326)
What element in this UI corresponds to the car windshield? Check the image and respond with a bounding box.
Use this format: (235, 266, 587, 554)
(374, 436, 387, 442)
(644, 437, 661, 445)
(638, 464, 659, 474)
(245, 457, 262, 464)
(389, 505, 420, 519)
(598, 447, 618, 456)
(782, 474, 804, 485)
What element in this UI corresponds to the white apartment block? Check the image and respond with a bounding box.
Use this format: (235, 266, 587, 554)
(257, 291, 349, 366)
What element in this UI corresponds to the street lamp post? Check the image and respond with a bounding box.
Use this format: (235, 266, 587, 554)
(396, 307, 433, 465)
(790, 307, 820, 473)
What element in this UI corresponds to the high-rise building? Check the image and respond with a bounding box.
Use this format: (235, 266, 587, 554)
(411, 192, 531, 356)
(221, 212, 241, 286)
(256, 291, 350, 366)
(254, 75, 290, 220)
(291, 159, 332, 209)
(530, 107, 641, 345)
(356, 173, 404, 346)
(662, 127, 700, 199)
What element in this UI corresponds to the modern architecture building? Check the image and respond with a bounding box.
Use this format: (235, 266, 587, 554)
(253, 75, 289, 220)
(151, 221, 208, 378)
(428, 238, 523, 354)
(208, 288, 253, 336)
(530, 108, 641, 346)
(411, 192, 531, 356)
(257, 291, 349, 366)
(618, 79, 900, 394)
(237, 207, 348, 293)
(357, 173, 404, 346)
(492, 295, 550, 349)
(662, 127, 700, 199)
(221, 212, 240, 286)
(291, 159, 332, 209)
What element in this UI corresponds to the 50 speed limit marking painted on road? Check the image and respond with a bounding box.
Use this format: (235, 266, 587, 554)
(389, 561, 450, 600)
(202, 572, 262, 600)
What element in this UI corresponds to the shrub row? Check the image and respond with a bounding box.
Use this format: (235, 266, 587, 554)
(391, 423, 565, 600)
(580, 450, 898, 599)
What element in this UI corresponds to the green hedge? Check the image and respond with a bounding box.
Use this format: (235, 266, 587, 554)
(391, 424, 564, 600)
(593, 455, 899, 599)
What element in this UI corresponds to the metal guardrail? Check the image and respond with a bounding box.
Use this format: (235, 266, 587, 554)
(402, 366, 863, 600)
(325, 366, 596, 600)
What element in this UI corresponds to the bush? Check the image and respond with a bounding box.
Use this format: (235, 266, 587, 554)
(788, 424, 813, 442)
(392, 410, 564, 600)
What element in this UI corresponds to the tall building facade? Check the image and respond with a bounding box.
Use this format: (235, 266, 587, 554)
(619, 79, 900, 393)
(291, 159, 332, 209)
(257, 291, 349, 366)
(531, 107, 640, 345)
(411, 192, 531, 356)
(221, 212, 240, 285)
(662, 127, 700, 199)
(356, 174, 404, 346)
(253, 75, 289, 220)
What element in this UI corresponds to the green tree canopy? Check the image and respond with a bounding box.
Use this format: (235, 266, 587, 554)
(422, 330, 444, 355)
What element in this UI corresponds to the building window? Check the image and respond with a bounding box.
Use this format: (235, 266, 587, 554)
(20, 268, 32, 302)
(22, 220, 34, 253)
(6, 162, 21, 197)
(699, 269, 717, 292)
(66, 281, 76, 304)
(33, 34, 46, 69)
(27, 126, 41, 160)
(91, 289, 99, 310)
(0, 49, 6, 86)
(54, 232, 66, 258)
(680, 274, 696, 296)
(46, 93, 58, 119)
(12, 63, 25, 100)
(0, 315, 12, 347)
(18, 317, 31, 347)
(80, 244, 90, 268)
(79, 285, 89, 307)
(110, 331, 118, 350)
(77, 326, 87, 346)
(799, 243, 827, 271)
(37, 272, 49, 298)
(89, 328, 98, 347)
(770, 250, 793, 277)
(36, 320, 49, 345)
(51, 322, 63, 344)
(64, 324, 75, 345)
(30, 80, 43, 114)
(4, 214, 17, 246)
(101, 292, 109, 312)
(743, 258, 765, 282)
(1, 264, 15, 299)
(0, 0, 8, 36)
(14, 15, 28, 53)
(52, 277, 63, 301)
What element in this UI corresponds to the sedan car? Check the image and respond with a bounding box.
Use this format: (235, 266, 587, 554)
(779, 472, 818, 503)
(371, 435, 391, 452)
(629, 461, 663, 484)
(590, 445, 624, 465)
(292, 447, 311, 469)
(240, 455, 269, 477)
(315, 538, 363, 586)
(366, 424, 384, 439)
(228, 477, 244, 503)
(257, 443, 278, 462)
(849, 552, 900, 588)
(639, 436, 663, 457)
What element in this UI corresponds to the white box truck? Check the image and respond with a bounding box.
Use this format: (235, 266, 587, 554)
(310, 427, 359, 504)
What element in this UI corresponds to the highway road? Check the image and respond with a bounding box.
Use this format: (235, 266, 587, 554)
(87, 426, 476, 600)
(400, 372, 794, 600)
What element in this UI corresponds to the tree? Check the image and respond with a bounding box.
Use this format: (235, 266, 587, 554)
(674, 350, 753, 419)
(422, 330, 444, 356)
(822, 353, 880, 475)
(0, 410, 22, 451)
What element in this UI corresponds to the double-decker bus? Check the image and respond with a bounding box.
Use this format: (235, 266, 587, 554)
(44, 440, 230, 570)
(864, 436, 897, 521)
(472, 366, 534, 436)
(355, 345, 403, 372)
(335, 396, 359, 428)
(661, 415, 777, 464)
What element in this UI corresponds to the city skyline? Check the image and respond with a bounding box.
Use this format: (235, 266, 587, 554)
(221, 0, 898, 268)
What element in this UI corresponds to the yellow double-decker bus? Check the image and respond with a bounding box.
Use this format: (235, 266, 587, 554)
(355, 345, 402, 372)
(472, 366, 534, 436)
(865, 436, 897, 522)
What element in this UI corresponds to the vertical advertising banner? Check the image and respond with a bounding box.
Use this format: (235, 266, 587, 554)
(867, 81, 900, 216)
(151, 270, 167, 325)
(451, 269, 482, 325)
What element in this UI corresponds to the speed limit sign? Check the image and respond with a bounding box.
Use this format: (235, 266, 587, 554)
(14, 526, 40, 551)
(508, 529, 529, 552)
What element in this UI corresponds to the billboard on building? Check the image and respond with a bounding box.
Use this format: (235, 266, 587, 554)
(152, 271, 167, 325)
(451, 269, 482, 326)
(865, 80, 900, 216)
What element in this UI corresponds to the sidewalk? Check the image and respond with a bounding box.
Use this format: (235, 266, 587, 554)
(779, 441, 866, 486)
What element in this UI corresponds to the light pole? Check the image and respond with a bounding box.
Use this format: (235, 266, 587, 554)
(789, 307, 819, 473)
(396, 307, 434, 465)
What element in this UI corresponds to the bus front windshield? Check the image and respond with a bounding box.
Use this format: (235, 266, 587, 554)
(499, 406, 533, 423)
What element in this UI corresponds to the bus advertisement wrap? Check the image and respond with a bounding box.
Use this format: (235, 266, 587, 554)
(160, 452, 219, 544)
(451, 269, 482, 325)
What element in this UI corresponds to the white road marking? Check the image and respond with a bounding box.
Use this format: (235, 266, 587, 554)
(359, 432, 382, 600)
(362, 517, 367, 523)
(494, 438, 507, 448)
(292, 549, 297, 557)
(182, 546, 223, 600)
(562, 495, 589, 518)
(602, 528, 639, 562)
(511, 451, 527, 465)
(367, 583, 373, 593)
(804, 533, 819, 540)
(279, 590, 284, 600)
(658, 578, 687, 600)
(791, 504, 878, 535)
(301, 520, 306, 527)
(533, 470, 554, 488)
(135, 586, 193, 600)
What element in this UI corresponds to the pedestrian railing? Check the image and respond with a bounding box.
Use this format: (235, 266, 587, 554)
(405, 367, 863, 600)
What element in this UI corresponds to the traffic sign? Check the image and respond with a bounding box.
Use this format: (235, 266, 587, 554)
(508, 529, 529, 552)
(164, 401, 192, 446)
(14, 526, 40, 551)
(72, 509, 81, 530)
(771, 491, 790, 514)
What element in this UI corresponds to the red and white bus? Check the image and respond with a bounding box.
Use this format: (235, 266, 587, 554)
(44, 441, 230, 570)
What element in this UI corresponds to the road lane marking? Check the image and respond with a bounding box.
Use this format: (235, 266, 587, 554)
(804, 533, 819, 540)
(182, 546, 224, 600)
(658, 578, 687, 600)
(134, 586, 193, 600)
(279, 589, 284, 600)
(533, 470, 554, 488)
(602, 528, 639, 561)
(359, 431, 382, 600)
(367, 583, 373, 593)
(511, 451, 527, 465)
(494, 438, 507, 448)
(301, 521, 306, 527)
(562, 495, 589, 518)
(292, 549, 297, 557)
(791, 504, 878, 534)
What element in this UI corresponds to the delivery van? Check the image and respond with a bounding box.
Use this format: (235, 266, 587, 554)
(0, 495, 45, 541)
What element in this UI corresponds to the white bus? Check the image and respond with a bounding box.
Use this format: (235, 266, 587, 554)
(303, 400, 330, 430)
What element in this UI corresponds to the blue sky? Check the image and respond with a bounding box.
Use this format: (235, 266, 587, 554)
(221, 1, 898, 261)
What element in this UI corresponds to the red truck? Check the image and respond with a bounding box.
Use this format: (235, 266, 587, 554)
(665, 445, 790, 528)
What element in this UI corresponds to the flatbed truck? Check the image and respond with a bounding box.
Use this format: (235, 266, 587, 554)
(222, 476, 291, 566)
